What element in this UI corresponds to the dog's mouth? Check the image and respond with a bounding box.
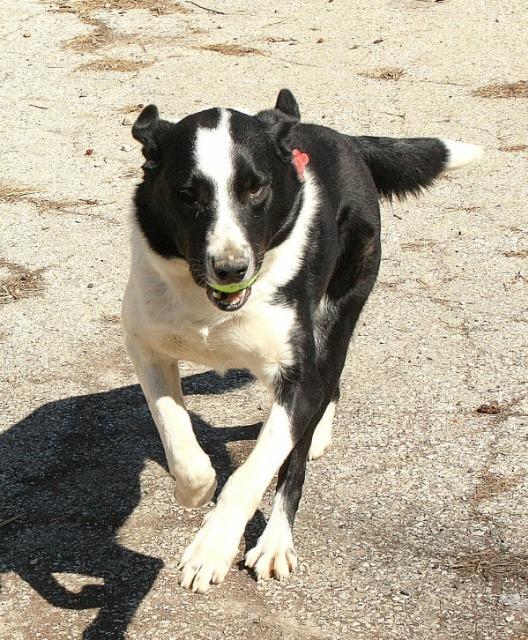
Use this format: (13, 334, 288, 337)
(206, 283, 253, 312)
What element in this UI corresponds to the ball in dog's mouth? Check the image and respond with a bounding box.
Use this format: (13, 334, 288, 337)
(206, 284, 252, 311)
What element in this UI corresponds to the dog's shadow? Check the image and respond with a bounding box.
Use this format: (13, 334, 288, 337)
(0, 371, 264, 639)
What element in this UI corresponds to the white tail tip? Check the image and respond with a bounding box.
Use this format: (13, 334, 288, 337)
(442, 139, 484, 171)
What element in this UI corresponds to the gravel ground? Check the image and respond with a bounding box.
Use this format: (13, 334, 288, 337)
(1, 1, 527, 639)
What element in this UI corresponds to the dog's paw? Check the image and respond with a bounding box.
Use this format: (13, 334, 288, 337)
(178, 514, 240, 592)
(171, 457, 217, 509)
(245, 522, 297, 581)
(308, 401, 335, 460)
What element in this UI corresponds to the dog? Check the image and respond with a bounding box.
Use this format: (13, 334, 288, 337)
(122, 89, 483, 593)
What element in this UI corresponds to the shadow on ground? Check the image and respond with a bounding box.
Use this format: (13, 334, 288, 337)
(0, 370, 261, 639)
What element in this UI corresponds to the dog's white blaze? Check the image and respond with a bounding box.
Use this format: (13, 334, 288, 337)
(442, 139, 484, 171)
(195, 109, 248, 258)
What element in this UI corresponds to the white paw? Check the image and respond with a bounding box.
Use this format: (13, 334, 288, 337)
(178, 513, 240, 592)
(170, 453, 217, 509)
(308, 401, 336, 461)
(245, 520, 297, 581)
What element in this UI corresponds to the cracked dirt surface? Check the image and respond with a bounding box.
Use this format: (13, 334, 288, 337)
(1, 1, 527, 638)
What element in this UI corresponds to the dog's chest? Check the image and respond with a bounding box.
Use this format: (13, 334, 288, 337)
(149, 292, 296, 383)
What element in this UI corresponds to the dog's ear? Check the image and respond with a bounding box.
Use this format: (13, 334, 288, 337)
(132, 104, 171, 168)
(268, 89, 300, 161)
(275, 88, 301, 120)
(256, 89, 300, 127)
(269, 118, 298, 163)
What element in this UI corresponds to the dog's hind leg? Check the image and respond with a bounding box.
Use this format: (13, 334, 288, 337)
(125, 337, 217, 508)
(308, 385, 340, 460)
(244, 425, 315, 581)
(245, 385, 343, 581)
(245, 387, 341, 582)
(244, 381, 343, 582)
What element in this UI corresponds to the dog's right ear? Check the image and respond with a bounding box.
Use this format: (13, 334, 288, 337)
(132, 104, 170, 168)
(275, 89, 301, 120)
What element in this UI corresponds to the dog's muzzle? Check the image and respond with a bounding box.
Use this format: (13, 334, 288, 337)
(206, 273, 258, 312)
(205, 249, 257, 311)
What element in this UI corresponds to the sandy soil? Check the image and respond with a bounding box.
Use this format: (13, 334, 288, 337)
(1, 1, 527, 638)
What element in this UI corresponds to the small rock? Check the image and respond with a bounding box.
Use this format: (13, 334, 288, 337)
(122, 117, 133, 126)
(121, 145, 133, 152)
(30, 558, 39, 565)
(79, 89, 88, 98)
(23, 32, 31, 38)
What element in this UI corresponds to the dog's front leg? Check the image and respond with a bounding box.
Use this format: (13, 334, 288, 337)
(125, 337, 217, 508)
(244, 426, 319, 581)
(178, 373, 322, 592)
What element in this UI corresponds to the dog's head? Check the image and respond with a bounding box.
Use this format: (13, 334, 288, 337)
(132, 89, 303, 312)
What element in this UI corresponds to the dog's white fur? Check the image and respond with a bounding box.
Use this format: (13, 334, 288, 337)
(179, 403, 293, 592)
(442, 139, 484, 171)
(197, 110, 251, 266)
(308, 400, 336, 460)
(245, 486, 297, 581)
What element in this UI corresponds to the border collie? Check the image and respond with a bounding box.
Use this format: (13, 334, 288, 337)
(122, 89, 482, 593)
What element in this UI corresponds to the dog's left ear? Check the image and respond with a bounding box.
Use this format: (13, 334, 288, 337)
(132, 104, 172, 168)
(269, 118, 298, 163)
(275, 88, 301, 120)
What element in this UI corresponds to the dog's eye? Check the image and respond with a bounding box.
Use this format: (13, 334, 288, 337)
(248, 184, 268, 200)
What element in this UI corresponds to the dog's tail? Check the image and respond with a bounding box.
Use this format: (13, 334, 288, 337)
(353, 136, 483, 200)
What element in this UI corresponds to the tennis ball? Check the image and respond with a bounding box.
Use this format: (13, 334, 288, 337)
(207, 272, 259, 294)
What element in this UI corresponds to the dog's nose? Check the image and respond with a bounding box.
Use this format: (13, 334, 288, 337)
(209, 255, 249, 284)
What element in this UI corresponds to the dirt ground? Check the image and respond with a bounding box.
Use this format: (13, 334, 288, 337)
(1, 1, 527, 638)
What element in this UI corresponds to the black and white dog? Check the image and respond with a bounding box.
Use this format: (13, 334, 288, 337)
(122, 90, 482, 592)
